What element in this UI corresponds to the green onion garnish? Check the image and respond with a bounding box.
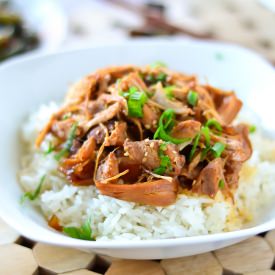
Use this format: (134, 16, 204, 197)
(205, 119, 222, 132)
(156, 72, 167, 82)
(154, 109, 191, 144)
(150, 61, 167, 68)
(145, 73, 167, 84)
(44, 141, 55, 156)
(21, 175, 46, 204)
(249, 125, 256, 133)
(62, 113, 71, 120)
(55, 122, 78, 161)
(164, 85, 175, 100)
(63, 218, 94, 241)
(219, 179, 225, 189)
(121, 86, 148, 118)
(189, 133, 201, 161)
(211, 142, 226, 158)
(153, 142, 172, 175)
(201, 126, 211, 147)
(187, 90, 198, 107)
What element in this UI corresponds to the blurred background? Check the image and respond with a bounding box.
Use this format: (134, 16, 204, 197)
(0, 0, 275, 64)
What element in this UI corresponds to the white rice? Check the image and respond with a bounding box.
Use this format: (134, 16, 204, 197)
(18, 103, 275, 240)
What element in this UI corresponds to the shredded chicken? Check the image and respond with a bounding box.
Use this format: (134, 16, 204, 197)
(36, 65, 253, 206)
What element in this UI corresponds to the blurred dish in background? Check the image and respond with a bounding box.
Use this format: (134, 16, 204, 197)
(0, 0, 39, 61)
(0, 0, 67, 61)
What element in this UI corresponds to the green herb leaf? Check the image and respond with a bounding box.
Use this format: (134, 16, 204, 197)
(63, 218, 94, 241)
(44, 141, 55, 155)
(211, 142, 226, 158)
(154, 109, 191, 144)
(164, 85, 175, 100)
(55, 122, 78, 161)
(187, 90, 198, 107)
(249, 125, 256, 133)
(205, 119, 222, 132)
(150, 61, 167, 68)
(219, 179, 225, 189)
(21, 175, 46, 204)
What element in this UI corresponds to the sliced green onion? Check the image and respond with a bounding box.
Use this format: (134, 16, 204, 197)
(62, 113, 71, 120)
(201, 126, 211, 147)
(44, 141, 55, 156)
(211, 142, 226, 158)
(187, 90, 198, 107)
(189, 133, 201, 161)
(63, 218, 94, 241)
(249, 125, 256, 133)
(150, 61, 167, 68)
(156, 72, 167, 82)
(154, 109, 191, 144)
(153, 142, 172, 175)
(145, 73, 167, 84)
(21, 175, 46, 204)
(164, 85, 175, 100)
(219, 179, 225, 189)
(205, 119, 222, 132)
(120, 86, 148, 118)
(55, 123, 78, 161)
(201, 146, 210, 160)
(159, 142, 168, 151)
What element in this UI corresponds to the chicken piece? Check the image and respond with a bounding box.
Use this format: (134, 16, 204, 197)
(105, 121, 127, 146)
(51, 118, 76, 141)
(96, 152, 119, 182)
(65, 75, 96, 106)
(118, 157, 142, 183)
(81, 102, 121, 132)
(211, 124, 252, 162)
(224, 160, 242, 188)
(192, 158, 224, 198)
(96, 179, 178, 206)
(88, 125, 106, 144)
(151, 82, 193, 115)
(120, 72, 148, 92)
(218, 93, 242, 124)
(171, 120, 201, 139)
(205, 85, 243, 124)
(141, 104, 159, 131)
(59, 136, 96, 185)
(124, 140, 185, 176)
(124, 140, 160, 170)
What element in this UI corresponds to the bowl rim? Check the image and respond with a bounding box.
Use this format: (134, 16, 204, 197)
(0, 38, 274, 248)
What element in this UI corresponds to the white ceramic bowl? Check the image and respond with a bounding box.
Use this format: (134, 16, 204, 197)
(0, 40, 274, 259)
